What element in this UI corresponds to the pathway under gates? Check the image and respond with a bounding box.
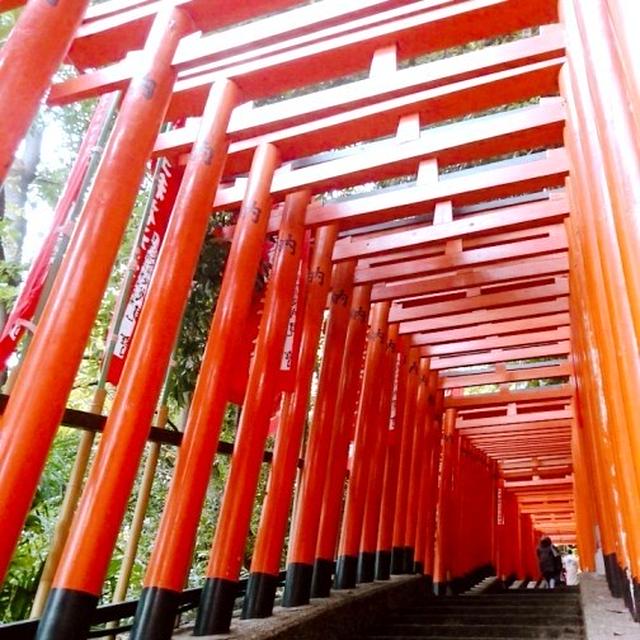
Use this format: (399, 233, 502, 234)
(0, 0, 638, 638)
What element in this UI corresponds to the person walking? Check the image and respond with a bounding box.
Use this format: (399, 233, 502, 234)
(537, 536, 563, 588)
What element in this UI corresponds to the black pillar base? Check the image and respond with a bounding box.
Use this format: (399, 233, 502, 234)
(36, 588, 99, 640)
(432, 581, 448, 597)
(414, 560, 424, 575)
(633, 578, 640, 622)
(311, 559, 334, 598)
(357, 552, 376, 583)
(129, 586, 181, 640)
(450, 576, 466, 595)
(194, 577, 238, 636)
(375, 550, 391, 581)
(618, 567, 635, 615)
(334, 555, 358, 590)
(242, 572, 279, 619)
(282, 562, 313, 607)
(604, 553, 624, 598)
(390, 546, 406, 574)
(423, 574, 434, 596)
(403, 547, 415, 574)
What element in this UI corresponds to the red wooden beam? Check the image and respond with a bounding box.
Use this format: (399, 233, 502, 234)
(422, 326, 570, 357)
(172, 0, 427, 72)
(431, 341, 571, 370)
(52, 1, 561, 108)
(58, 1, 480, 104)
(164, 26, 564, 150)
(357, 218, 566, 273)
(167, 0, 561, 119)
(390, 278, 568, 323)
(216, 94, 565, 194)
(516, 490, 574, 498)
(458, 409, 572, 428)
(439, 362, 572, 389)
(67, 0, 304, 69)
(372, 257, 568, 303)
(401, 298, 569, 335)
(503, 457, 573, 469)
(356, 215, 567, 284)
(483, 444, 572, 456)
(505, 477, 573, 489)
(413, 311, 570, 346)
(468, 429, 572, 443)
(334, 179, 567, 262)
(277, 149, 568, 230)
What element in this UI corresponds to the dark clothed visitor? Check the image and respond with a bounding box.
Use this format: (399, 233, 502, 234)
(537, 536, 562, 588)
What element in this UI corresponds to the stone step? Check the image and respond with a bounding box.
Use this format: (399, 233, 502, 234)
(371, 624, 584, 638)
(389, 614, 583, 626)
(356, 580, 584, 640)
(357, 636, 584, 640)
(397, 602, 580, 615)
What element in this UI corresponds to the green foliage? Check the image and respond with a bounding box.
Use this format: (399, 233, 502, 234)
(167, 220, 231, 408)
(0, 429, 81, 622)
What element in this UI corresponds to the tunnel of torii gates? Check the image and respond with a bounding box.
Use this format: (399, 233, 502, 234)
(0, 0, 639, 638)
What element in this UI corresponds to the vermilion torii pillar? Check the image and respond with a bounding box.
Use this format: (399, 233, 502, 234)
(281, 256, 362, 608)
(403, 357, 432, 573)
(413, 371, 438, 575)
(0, 4, 192, 598)
(0, 0, 91, 184)
(130, 143, 280, 640)
(391, 348, 421, 574)
(373, 337, 409, 581)
(334, 301, 390, 589)
(433, 407, 458, 595)
(37, 78, 238, 640)
(358, 323, 398, 583)
(244, 249, 345, 619)
(310, 283, 372, 597)
(195, 191, 308, 636)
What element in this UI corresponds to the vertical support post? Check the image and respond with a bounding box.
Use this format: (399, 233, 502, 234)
(450, 428, 466, 589)
(374, 338, 408, 581)
(334, 301, 390, 589)
(423, 392, 445, 584)
(605, 0, 640, 128)
(357, 323, 398, 582)
(38, 79, 243, 640)
(310, 284, 372, 597)
(562, 0, 640, 333)
(390, 348, 420, 574)
(413, 371, 438, 576)
(0, 0, 91, 184)
(194, 191, 308, 636)
(561, 32, 640, 593)
(129, 143, 280, 640)
(242, 227, 339, 619)
(0, 5, 192, 591)
(402, 357, 431, 574)
(433, 407, 457, 595)
(279, 254, 361, 608)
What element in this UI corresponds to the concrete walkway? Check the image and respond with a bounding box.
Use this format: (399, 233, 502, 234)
(580, 573, 639, 639)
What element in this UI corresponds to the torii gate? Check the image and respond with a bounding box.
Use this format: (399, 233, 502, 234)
(0, 1, 638, 639)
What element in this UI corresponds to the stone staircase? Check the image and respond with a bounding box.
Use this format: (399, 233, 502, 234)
(356, 587, 585, 639)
